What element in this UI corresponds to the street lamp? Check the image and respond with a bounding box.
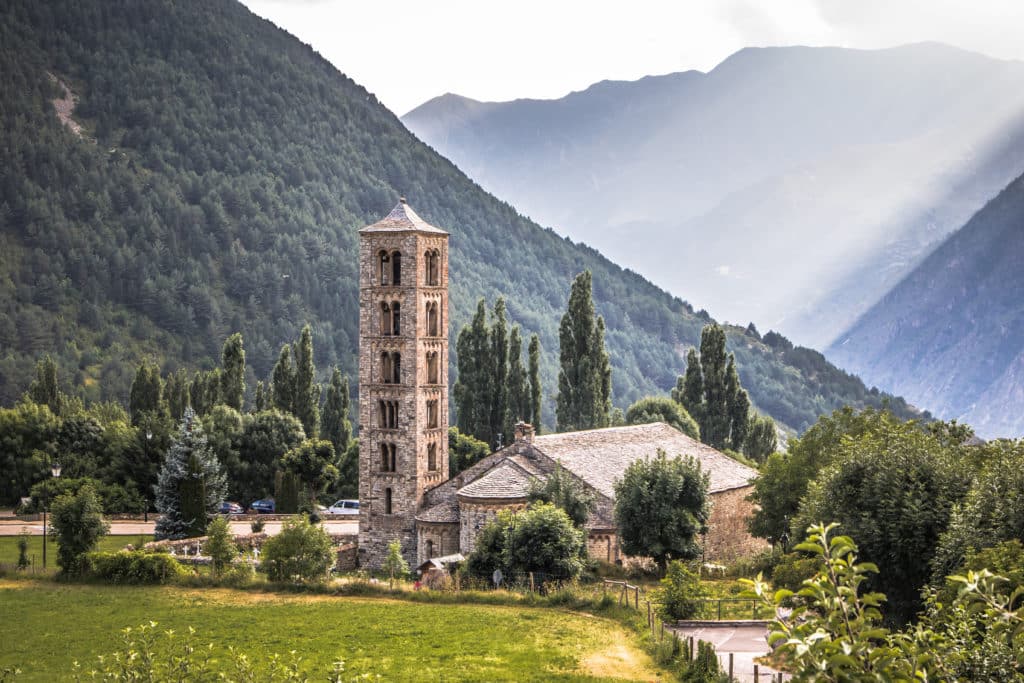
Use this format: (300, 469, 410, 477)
(42, 462, 61, 570)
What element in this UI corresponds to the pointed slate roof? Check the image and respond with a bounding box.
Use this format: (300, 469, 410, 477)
(359, 199, 448, 234)
(456, 460, 535, 500)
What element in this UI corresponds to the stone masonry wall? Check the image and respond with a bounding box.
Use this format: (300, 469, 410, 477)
(704, 485, 768, 562)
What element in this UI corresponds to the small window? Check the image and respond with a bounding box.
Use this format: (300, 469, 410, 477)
(392, 301, 401, 335)
(427, 399, 439, 429)
(425, 539, 434, 558)
(384, 488, 393, 515)
(391, 251, 402, 285)
(427, 442, 437, 471)
(381, 352, 392, 383)
(426, 301, 439, 337)
(425, 250, 439, 286)
(392, 352, 401, 384)
(378, 251, 390, 285)
(426, 352, 439, 385)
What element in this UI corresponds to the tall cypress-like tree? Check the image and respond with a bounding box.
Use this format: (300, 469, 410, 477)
(254, 380, 267, 412)
(292, 324, 320, 438)
(528, 333, 543, 434)
(271, 344, 295, 415)
(129, 361, 165, 426)
(321, 366, 351, 456)
(556, 271, 611, 432)
(490, 298, 510, 446)
(154, 408, 227, 540)
(673, 348, 704, 423)
(725, 355, 750, 451)
(27, 355, 62, 414)
(219, 332, 245, 411)
(698, 324, 730, 449)
(164, 369, 190, 421)
(507, 325, 529, 434)
(454, 300, 488, 440)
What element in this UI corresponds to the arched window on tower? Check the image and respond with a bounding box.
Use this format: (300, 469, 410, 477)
(377, 400, 387, 428)
(391, 302, 401, 335)
(378, 251, 390, 285)
(380, 352, 393, 383)
(380, 443, 396, 472)
(427, 399, 439, 429)
(380, 302, 392, 335)
(391, 251, 402, 285)
(425, 539, 434, 558)
(392, 352, 401, 384)
(426, 301, 439, 337)
(427, 442, 437, 471)
(426, 352, 439, 385)
(425, 250, 439, 286)
(384, 487, 393, 514)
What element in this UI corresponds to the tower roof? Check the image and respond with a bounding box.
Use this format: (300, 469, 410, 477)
(359, 199, 448, 234)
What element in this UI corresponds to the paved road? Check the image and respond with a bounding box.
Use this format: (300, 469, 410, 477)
(671, 623, 787, 682)
(0, 518, 359, 537)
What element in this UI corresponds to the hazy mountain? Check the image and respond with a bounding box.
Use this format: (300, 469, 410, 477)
(828, 172, 1024, 437)
(404, 44, 1024, 348)
(0, 0, 924, 433)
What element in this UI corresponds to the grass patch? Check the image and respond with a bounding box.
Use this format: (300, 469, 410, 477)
(0, 580, 663, 681)
(0, 534, 148, 568)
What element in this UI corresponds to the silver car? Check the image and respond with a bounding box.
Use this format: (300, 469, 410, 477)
(326, 499, 360, 515)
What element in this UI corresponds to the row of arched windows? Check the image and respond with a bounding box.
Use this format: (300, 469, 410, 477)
(378, 400, 398, 429)
(378, 300, 440, 337)
(376, 249, 443, 287)
(378, 351, 441, 384)
(378, 441, 440, 473)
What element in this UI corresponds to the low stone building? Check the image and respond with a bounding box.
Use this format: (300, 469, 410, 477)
(416, 421, 766, 565)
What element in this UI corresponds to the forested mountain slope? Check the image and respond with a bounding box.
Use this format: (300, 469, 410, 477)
(829, 173, 1024, 438)
(404, 44, 1024, 349)
(0, 0, 920, 432)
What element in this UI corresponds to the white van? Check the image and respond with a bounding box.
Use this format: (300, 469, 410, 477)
(326, 499, 360, 515)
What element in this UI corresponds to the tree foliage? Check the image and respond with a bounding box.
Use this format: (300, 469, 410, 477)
(556, 271, 611, 432)
(467, 503, 586, 581)
(527, 463, 595, 528)
(219, 333, 245, 412)
(280, 439, 338, 505)
(613, 449, 709, 571)
(625, 396, 699, 440)
(448, 426, 491, 477)
(260, 516, 334, 582)
(154, 408, 227, 540)
(49, 481, 109, 575)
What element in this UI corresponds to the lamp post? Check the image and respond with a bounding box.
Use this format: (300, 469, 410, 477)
(42, 461, 61, 570)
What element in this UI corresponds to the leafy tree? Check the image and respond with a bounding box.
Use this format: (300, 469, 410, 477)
(280, 439, 338, 505)
(625, 396, 699, 440)
(203, 516, 237, 576)
(189, 369, 221, 416)
(657, 560, 706, 620)
(292, 324, 320, 438)
(27, 355, 64, 415)
(129, 361, 165, 426)
(748, 406, 892, 543)
(334, 439, 359, 499)
(235, 410, 305, 505)
(527, 463, 595, 527)
(743, 414, 777, 462)
(614, 449, 709, 572)
(673, 348, 703, 424)
(219, 332, 245, 411)
(320, 367, 351, 456)
(201, 405, 244, 500)
(448, 426, 491, 476)
(490, 298, 510, 442)
(0, 401, 59, 505)
(556, 271, 611, 432)
(164, 370, 191, 422)
(506, 502, 587, 579)
(528, 333, 542, 434)
(276, 469, 301, 514)
(254, 380, 267, 413)
(154, 408, 228, 540)
(383, 540, 409, 589)
(454, 299, 489, 442)
(506, 326, 530, 432)
(724, 356, 750, 450)
(794, 418, 972, 622)
(49, 482, 109, 575)
(697, 324, 730, 448)
(270, 345, 295, 415)
(260, 516, 334, 582)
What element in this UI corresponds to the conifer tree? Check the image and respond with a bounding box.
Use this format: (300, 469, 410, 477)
(321, 366, 351, 456)
(154, 408, 227, 540)
(292, 324, 320, 437)
(556, 271, 611, 432)
(219, 332, 245, 411)
(528, 333, 543, 434)
(271, 344, 295, 415)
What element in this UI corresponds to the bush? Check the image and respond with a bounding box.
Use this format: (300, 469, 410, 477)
(16, 531, 30, 570)
(656, 560, 706, 620)
(202, 516, 237, 576)
(50, 483, 109, 575)
(261, 516, 334, 582)
(83, 550, 187, 584)
(250, 518, 265, 533)
(771, 552, 821, 593)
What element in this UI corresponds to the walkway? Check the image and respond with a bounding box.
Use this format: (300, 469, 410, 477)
(671, 622, 788, 682)
(0, 518, 358, 537)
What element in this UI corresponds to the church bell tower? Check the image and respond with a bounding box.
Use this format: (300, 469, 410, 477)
(357, 199, 449, 568)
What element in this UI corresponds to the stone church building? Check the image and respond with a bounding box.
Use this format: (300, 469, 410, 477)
(356, 201, 765, 569)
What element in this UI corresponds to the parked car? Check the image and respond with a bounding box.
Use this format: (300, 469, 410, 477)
(249, 498, 275, 514)
(219, 501, 243, 515)
(326, 499, 360, 515)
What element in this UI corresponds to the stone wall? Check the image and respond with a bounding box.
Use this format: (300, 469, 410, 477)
(586, 532, 620, 564)
(704, 485, 767, 561)
(415, 521, 460, 563)
(335, 543, 358, 572)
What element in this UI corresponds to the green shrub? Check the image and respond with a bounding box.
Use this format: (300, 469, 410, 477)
(678, 640, 729, 683)
(83, 550, 186, 584)
(250, 518, 265, 533)
(261, 516, 334, 582)
(221, 561, 255, 587)
(771, 552, 820, 592)
(656, 561, 705, 621)
(16, 531, 30, 570)
(202, 516, 237, 576)
(50, 483, 109, 575)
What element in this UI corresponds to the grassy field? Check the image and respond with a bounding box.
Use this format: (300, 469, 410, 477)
(0, 580, 662, 681)
(0, 534, 148, 568)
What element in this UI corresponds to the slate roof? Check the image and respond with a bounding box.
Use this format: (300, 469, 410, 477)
(359, 200, 448, 234)
(416, 495, 459, 523)
(456, 460, 535, 500)
(532, 422, 757, 498)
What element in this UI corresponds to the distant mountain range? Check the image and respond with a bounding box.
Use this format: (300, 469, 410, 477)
(403, 43, 1024, 350)
(0, 0, 921, 434)
(828, 172, 1024, 438)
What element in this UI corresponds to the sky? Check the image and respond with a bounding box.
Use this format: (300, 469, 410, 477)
(239, 0, 1024, 116)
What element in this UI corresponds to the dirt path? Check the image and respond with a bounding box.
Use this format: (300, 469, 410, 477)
(47, 72, 83, 136)
(581, 640, 663, 681)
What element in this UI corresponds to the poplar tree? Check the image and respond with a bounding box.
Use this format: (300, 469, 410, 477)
(528, 334, 542, 434)
(699, 324, 730, 449)
(219, 332, 245, 411)
(556, 271, 611, 432)
(254, 380, 267, 412)
(321, 366, 351, 456)
(129, 361, 165, 426)
(271, 344, 295, 415)
(28, 355, 62, 414)
(673, 348, 703, 423)
(506, 325, 529, 435)
(490, 298, 510, 445)
(725, 356, 750, 451)
(454, 300, 488, 440)
(292, 324, 320, 438)
(164, 369, 190, 421)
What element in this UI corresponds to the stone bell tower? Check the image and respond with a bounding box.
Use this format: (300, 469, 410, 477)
(357, 199, 449, 568)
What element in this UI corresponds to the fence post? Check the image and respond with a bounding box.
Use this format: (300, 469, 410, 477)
(529, 572, 535, 593)
(718, 599, 722, 620)
(634, 585, 639, 609)
(754, 664, 759, 682)
(689, 636, 695, 661)
(660, 621, 664, 642)
(728, 652, 733, 680)
(646, 600, 652, 629)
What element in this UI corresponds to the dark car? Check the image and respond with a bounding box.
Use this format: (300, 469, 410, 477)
(249, 498, 275, 514)
(218, 501, 243, 515)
